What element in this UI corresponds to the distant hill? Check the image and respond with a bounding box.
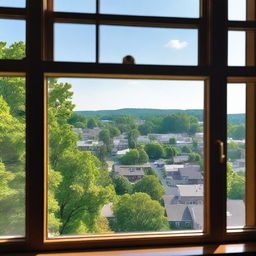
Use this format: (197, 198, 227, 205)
(76, 108, 245, 124)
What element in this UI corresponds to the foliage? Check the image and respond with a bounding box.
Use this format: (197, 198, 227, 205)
(169, 138, 176, 145)
(188, 153, 201, 162)
(112, 176, 133, 195)
(128, 129, 140, 149)
(87, 118, 97, 128)
(133, 175, 165, 202)
(164, 145, 179, 159)
(144, 167, 158, 177)
(112, 193, 169, 232)
(68, 112, 87, 128)
(181, 146, 192, 153)
(119, 148, 148, 165)
(144, 143, 165, 160)
(138, 121, 154, 135)
(227, 162, 245, 200)
(228, 124, 245, 140)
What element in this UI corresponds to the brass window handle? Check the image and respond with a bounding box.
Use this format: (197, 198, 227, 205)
(217, 140, 226, 164)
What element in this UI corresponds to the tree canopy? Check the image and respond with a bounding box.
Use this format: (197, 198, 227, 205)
(112, 193, 169, 232)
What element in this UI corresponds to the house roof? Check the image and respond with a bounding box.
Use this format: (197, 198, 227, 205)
(165, 165, 185, 172)
(177, 185, 204, 197)
(179, 166, 203, 180)
(227, 200, 245, 227)
(114, 164, 150, 177)
(101, 203, 114, 218)
(164, 199, 245, 228)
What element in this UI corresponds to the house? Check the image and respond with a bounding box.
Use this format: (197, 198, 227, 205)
(113, 164, 151, 182)
(74, 127, 102, 140)
(164, 196, 245, 230)
(165, 165, 203, 185)
(116, 148, 130, 156)
(77, 140, 103, 152)
(101, 203, 114, 221)
(173, 155, 189, 163)
(173, 184, 204, 205)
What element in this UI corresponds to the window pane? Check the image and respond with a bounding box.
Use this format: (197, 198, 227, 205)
(54, 0, 96, 13)
(101, 0, 200, 18)
(100, 26, 198, 65)
(0, 19, 26, 60)
(0, 0, 25, 8)
(0, 76, 25, 238)
(227, 83, 245, 228)
(54, 23, 96, 62)
(228, 31, 246, 66)
(47, 78, 204, 237)
(228, 0, 246, 21)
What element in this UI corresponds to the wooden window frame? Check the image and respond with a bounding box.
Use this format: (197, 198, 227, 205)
(1, 0, 256, 253)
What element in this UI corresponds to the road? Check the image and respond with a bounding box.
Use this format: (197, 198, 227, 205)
(150, 162, 179, 196)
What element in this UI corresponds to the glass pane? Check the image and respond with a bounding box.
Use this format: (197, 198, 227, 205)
(227, 83, 245, 228)
(54, 0, 95, 13)
(0, 0, 25, 8)
(228, 0, 246, 21)
(101, 0, 200, 18)
(47, 77, 204, 237)
(0, 76, 25, 238)
(100, 26, 198, 65)
(228, 31, 246, 66)
(0, 19, 26, 60)
(54, 23, 96, 62)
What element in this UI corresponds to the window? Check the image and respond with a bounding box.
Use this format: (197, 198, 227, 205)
(1, 0, 256, 253)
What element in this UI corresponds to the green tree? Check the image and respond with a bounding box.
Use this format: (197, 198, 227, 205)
(144, 167, 158, 177)
(138, 121, 154, 135)
(169, 138, 177, 145)
(99, 129, 111, 145)
(227, 162, 245, 200)
(181, 146, 192, 153)
(68, 112, 87, 128)
(119, 149, 148, 165)
(188, 153, 201, 162)
(164, 145, 179, 159)
(119, 149, 140, 165)
(55, 150, 115, 234)
(112, 193, 169, 232)
(133, 175, 165, 202)
(87, 118, 97, 128)
(138, 148, 149, 164)
(128, 129, 140, 149)
(144, 143, 165, 160)
(108, 125, 121, 138)
(112, 176, 133, 195)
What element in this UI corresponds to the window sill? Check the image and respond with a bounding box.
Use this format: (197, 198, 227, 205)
(2, 242, 256, 256)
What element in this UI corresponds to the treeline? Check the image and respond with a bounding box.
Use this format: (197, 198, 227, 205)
(69, 112, 202, 135)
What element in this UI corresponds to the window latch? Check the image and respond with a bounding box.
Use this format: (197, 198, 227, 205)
(216, 140, 225, 164)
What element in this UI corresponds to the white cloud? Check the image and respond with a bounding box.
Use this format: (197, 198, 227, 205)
(164, 39, 188, 50)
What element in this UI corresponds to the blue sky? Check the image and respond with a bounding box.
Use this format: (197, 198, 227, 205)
(0, 0, 246, 113)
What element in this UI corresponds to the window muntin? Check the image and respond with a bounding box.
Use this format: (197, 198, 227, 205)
(100, 0, 200, 18)
(54, 23, 96, 62)
(0, 76, 26, 238)
(100, 26, 198, 65)
(0, 19, 26, 60)
(47, 77, 205, 237)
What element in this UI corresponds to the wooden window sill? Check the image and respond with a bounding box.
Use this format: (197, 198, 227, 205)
(2, 243, 256, 256)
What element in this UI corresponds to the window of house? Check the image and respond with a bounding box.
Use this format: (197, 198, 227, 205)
(1, 0, 256, 253)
